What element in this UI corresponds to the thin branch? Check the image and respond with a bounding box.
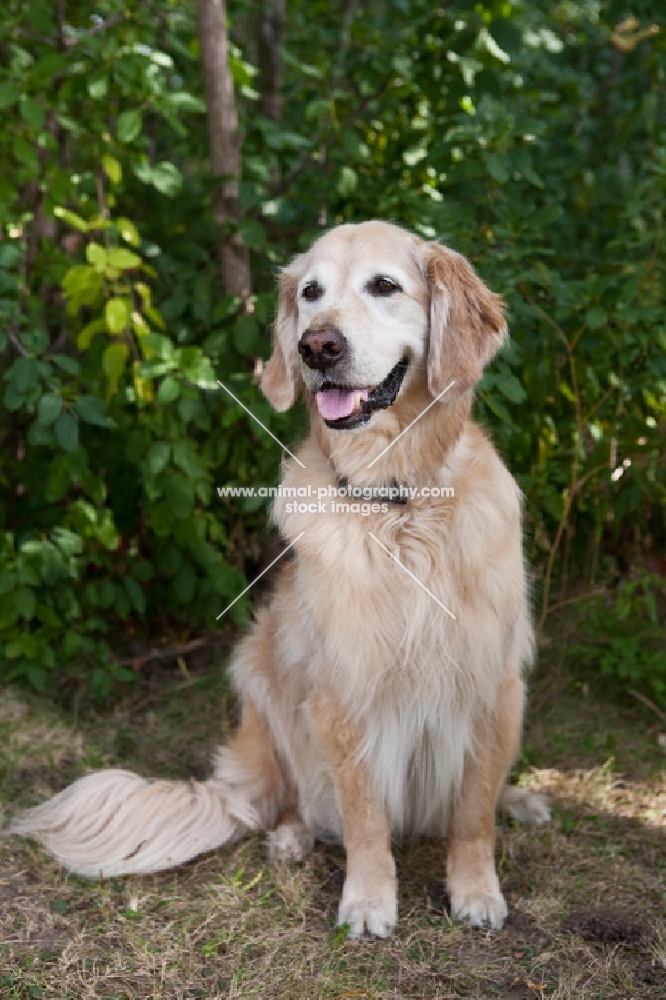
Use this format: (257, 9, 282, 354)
(542, 588, 607, 617)
(56, 0, 66, 51)
(332, 0, 361, 90)
(113, 634, 229, 669)
(7, 329, 29, 357)
(269, 79, 391, 199)
(521, 284, 584, 634)
(628, 689, 666, 726)
(64, 2, 152, 47)
(16, 30, 57, 47)
(17, 4, 151, 48)
(581, 384, 619, 426)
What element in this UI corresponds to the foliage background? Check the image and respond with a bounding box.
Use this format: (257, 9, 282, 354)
(0, 0, 664, 703)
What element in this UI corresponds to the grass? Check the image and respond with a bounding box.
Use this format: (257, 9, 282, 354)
(0, 631, 665, 999)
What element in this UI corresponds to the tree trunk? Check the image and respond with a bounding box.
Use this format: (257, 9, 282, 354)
(197, 0, 251, 302)
(257, 0, 285, 123)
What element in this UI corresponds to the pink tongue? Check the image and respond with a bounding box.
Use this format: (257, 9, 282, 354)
(316, 388, 368, 420)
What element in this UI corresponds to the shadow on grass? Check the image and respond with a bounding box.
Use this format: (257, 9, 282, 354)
(1, 648, 665, 999)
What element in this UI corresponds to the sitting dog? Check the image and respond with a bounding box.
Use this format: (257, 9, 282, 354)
(11, 221, 549, 937)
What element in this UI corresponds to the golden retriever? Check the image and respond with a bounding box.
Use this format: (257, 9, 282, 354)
(11, 221, 549, 937)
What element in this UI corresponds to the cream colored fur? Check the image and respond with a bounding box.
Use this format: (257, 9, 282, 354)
(10, 221, 549, 936)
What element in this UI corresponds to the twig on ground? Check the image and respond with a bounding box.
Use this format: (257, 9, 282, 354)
(628, 689, 666, 726)
(114, 634, 229, 669)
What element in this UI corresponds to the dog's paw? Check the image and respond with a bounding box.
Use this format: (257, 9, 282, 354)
(267, 821, 314, 863)
(501, 786, 551, 827)
(337, 872, 397, 939)
(338, 896, 397, 939)
(450, 889, 508, 931)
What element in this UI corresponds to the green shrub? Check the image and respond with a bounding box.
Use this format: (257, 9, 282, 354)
(570, 576, 666, 709)
(0, 1, 664, 699)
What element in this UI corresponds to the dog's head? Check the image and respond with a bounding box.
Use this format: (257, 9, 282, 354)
(261, 221, 507, 429)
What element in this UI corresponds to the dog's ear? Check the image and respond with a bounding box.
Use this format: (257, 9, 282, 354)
(261, 267, 301, 411)
(423, 243, 507, 400)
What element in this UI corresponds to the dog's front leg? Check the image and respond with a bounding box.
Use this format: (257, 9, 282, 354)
(446, 668, 524, 931)
(310, 688, 397, 938)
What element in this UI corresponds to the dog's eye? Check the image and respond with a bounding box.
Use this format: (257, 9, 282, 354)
(368, 275, 402, 297)
(302, 281, 323, 302)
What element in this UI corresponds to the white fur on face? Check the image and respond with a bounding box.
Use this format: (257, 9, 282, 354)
(290, 222, 430, 392)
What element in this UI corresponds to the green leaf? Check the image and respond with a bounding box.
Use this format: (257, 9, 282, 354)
(11, 356, 39, 393)
(19, 96, 45, 130)
(150, 162, 183, 196)
(141, 335, 174, 360)
(164, 91, 206, 113)
(336, 166, 357, 197)
(124, 576, 146, 614)
(77, 318, 106, 350)
(105, 298, 130, 334)
(96, 510, 120, 550)
(103, 342, 129, 395)
(86, 242, 108, 271)
(478, 389, 511, 422)
(27, 666, 48, 691)
(168, 476, 195, 519)
(0, 243, 22, 267)
(134, 160, 183, 196)
(102, 154, 122, 184)
(75, 395, 117, 428)
(0, 82, 19, 109)
(106, 248, 142, 270)
(20, 327, 49, 353)
(237, 219, 266, 249)
(88, 74, 108, 100)
(157, 376, 180, 404)
(182, 353, 217, 389)
(138, 359, 175, 378)
(116, 217, 140, 246)
(586, 306, 606, 330)
(173, 440, 206, 478)
(16, 587, 36, 619)
(51, 355, 80, 376)
(62, 264, 101, 306)
(52, 527, 84, 556)
(4, 382, 23, 412)
(489, 18, 522, 57)
(37, 392, 63, 425)
(233, 314, 261, 355)
(495, 373, 527, 403)
(53, 206, 89, 232)
(146, 441, 170, 477)
(117, 109, 143, 143)
(174, 562, 197, 602)
(54, 411, 79, 451)
(485, 153, 509, 184)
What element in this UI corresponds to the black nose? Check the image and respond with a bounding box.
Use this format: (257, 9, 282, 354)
(298, 325, 348, 371)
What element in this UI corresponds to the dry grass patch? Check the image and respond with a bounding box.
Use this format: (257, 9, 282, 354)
(1, 650, 665, 999)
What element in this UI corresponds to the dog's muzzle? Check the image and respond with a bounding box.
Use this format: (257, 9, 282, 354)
(316, 356, 410, 430)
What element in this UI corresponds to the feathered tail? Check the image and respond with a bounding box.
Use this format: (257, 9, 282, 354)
(9, 769, 258, 877)
(9, 702, 285, 877)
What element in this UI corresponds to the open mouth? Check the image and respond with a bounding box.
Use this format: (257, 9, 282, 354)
(315, 357, 409, 430)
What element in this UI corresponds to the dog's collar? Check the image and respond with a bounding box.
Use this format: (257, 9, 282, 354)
(336, 475, 409, 505)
